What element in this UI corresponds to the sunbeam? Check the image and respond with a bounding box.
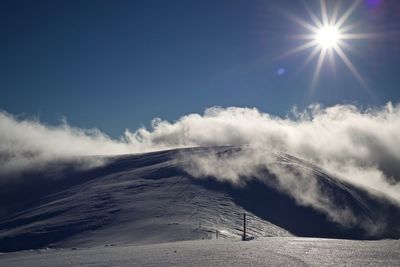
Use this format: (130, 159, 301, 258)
(311, 48, 327, 89)
(285, 0, 378, 90)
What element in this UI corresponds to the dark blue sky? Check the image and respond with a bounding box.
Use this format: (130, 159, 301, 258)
(1, 0, 399, 136)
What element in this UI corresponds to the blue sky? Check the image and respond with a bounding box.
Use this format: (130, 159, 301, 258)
(1, 0, 399, 136)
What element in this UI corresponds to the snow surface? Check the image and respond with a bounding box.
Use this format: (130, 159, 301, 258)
(0, 237, 399, 266)
(0, 147, 399, 259)
(0, 148, 292, 252)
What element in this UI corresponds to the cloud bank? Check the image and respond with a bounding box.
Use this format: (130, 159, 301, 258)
(1, 103, 400, 230)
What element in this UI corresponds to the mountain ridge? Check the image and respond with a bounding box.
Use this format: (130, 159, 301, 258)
(0, 147, 399, 252)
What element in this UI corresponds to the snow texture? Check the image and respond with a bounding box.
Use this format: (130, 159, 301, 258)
(0, 238, 399, 266)
(0, 147, 399, 254)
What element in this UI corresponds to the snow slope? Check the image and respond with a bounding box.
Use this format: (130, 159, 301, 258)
(0, 147, 399, 252)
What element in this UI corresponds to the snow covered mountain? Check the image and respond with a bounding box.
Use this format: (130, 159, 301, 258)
(0, 147, 399, 252)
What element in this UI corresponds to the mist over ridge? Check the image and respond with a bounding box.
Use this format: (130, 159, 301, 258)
(1, 102, 399, 211)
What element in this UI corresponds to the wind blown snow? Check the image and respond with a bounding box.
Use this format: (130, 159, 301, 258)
(1, 103, 400, 228)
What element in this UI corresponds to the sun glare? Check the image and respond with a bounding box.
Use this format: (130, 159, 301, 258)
(283, 0, 377, 90)
(316, 25, 341, 49)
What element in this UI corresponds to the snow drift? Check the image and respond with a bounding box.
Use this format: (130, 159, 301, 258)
(0, 147, 399, 252)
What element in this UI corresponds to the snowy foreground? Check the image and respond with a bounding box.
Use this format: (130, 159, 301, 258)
(1, 237, 399, 266)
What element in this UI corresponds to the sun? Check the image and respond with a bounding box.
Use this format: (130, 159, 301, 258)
(315, 25, 341, 49)
(282, 0, 377, 90)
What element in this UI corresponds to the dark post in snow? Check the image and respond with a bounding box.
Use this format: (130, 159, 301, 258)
(242, 213, 246, 241)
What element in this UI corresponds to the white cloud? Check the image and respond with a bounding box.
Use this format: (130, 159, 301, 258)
(1, 103, 400, 231)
